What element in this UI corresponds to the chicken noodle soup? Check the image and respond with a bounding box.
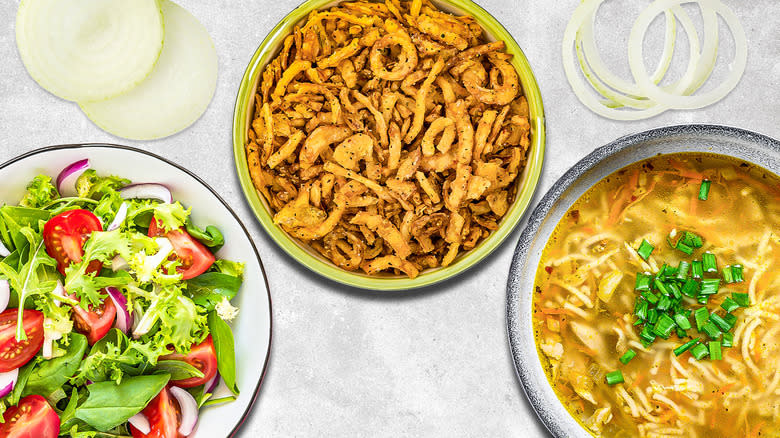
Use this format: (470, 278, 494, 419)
(533, 154, 780, 437)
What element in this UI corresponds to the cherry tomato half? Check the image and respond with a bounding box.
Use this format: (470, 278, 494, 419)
(0, 309, 44, 372)
(130, 387, 183, 438)
(0, 394, 60, 438)
(160, 335, 218, 388)
(42, 209, 103, 276)
(148, 220, 214, 280)
(70, 294, 116, 345)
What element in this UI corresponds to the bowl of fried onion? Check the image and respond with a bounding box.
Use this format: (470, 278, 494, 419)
(233, 0, 545, 290)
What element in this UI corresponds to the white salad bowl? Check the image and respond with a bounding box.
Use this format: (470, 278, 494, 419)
(0, 144, 271, 438)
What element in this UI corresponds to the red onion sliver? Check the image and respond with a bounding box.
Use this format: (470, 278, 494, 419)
(112, 255, 130, 272)
(0, 369, 19, 398)
(106, 287, 132, 334)
(0, 240, 9, 258)
(0, 280, 9, 314)
(56, 159, 90, 197)
(205, 371, 220, 394)
(128, 412, 151, 435)
(107, 202, 128, 231)
(170, 386, 198, 436)
(119, 183, 172, 204)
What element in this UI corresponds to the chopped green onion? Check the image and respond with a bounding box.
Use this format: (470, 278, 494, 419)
(691, 261, 703, 279)
(634, 299, 649, 321)
(676, 261, 690, 281)
(722, 333, 734, 348)
(723, 313, 737, 328)
(681, 279, 699, 298)
(691, 343, 709, 359)
(641, 290, 659, 305)
(720, 297, 740, 313)
(680, 231, 703, 249)
(732, 292, 750, 307)
(699, 180, 711, 200)
(722, 266, 734, 283)
(702, 253, 717, 273)
(647, 308, 659, 324)
(674, 338, 700, 356)
(640, 325, 656, 346)
(637, 239, 654, 261)
(676, 241, 694, 255)
(656, 295, 672, 312)
(666, 282, 682, 300)
(634, 273, 653, 291)
(694, 307, 709, 331)
(654, 278, 671, 296)
(700, 279, 720, 296)
(619, 350, 637, 365)
(697, 295, 709, 305)
(731, 265, 744, 283)
(709, 341, 722, 360)
(605, 370, 624, 385)
(709, 313, 733, 332)
(673, 313, 692, 330)
(653, 314, 677, 339)
(701, 322, 722, 340)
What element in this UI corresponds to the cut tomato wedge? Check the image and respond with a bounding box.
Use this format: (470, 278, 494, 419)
(42, 209, 103, 275)
(70, 294, 116, 345)
(0, 394, 60, 438)
(160, 335, 217, 388)
(148, 219, 214, 280)
(0, 309, 44, 372)
(130, 387, 183, 438)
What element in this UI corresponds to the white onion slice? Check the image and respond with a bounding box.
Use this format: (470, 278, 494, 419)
(119, 183, 172, 204)
(128, 412, 151, 435)
(56, 159, 89, 197)
(107, 202, 129, 231)
(15, 0, 164, 102)
(0, 240, 9, 258)
(0, 280, 9, 314)
(562, 0, 669, 120)
(628, 0, 747, 110)
(0, 369, 19, 398)
(170, 386, 199, 436)
(79, 0, 218, 140)
(106, 287, 132, 334)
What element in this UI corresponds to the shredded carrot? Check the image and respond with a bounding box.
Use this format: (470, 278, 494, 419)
(748, 420, 765, 438)
(658, 409, 676, 424)
(629, 372, 644, 390)
(539, 307, 572, 316)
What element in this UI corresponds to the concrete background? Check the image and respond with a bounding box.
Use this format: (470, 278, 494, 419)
(1, 0, 779, 436)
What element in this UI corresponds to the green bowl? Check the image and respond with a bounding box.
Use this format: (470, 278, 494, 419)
(233, 0, 546, 291)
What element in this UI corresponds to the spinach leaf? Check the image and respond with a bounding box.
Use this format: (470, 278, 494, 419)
(152, 360, 204, 381)
(187, 385, 212, 408)
(24, 333, 87, 398)
(9, 361, 35, 405)
(187, 273, 241, 311)
(74, 329, 157, 384)
(207, 311, 238, 394)
(203, 395, 237, 407)
(74, 374, 170, 432)
(185, 219, 224, 250)
(58, 388, 81, 431)
(0, 206, 51, 251)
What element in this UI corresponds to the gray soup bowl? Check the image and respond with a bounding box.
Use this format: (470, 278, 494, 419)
(506, 124, 780, 437)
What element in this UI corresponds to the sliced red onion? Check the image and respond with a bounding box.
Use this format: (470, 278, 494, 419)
(129, 412, 151, 434)
(51, 281, 65, 307)
(119, 183, 172, 204)
(170, 386, 198, 436)
(107, 202, 128, 231)
(205, 371, 220, 394)
(0, 369, 19, 398)
(106, 287, 132, 334)
(0, 240, 9, 258)
(42, 333, 54, 360)
(56, 159, 89, 197)
(0, 280, 9, 314)
(112, 255, 129, 272)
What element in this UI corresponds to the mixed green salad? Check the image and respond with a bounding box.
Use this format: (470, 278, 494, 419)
(0, 159, 242, 437)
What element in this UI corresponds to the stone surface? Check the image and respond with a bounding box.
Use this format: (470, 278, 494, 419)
(1, 1, 779, 436)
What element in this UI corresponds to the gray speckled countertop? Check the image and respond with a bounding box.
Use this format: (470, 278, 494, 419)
(1, 1, 779, 436)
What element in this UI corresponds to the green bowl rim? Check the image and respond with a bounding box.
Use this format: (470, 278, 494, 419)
(232, 0, 546, 291)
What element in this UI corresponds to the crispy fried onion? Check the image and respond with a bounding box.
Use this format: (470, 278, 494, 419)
(247, 0, 532, 278)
